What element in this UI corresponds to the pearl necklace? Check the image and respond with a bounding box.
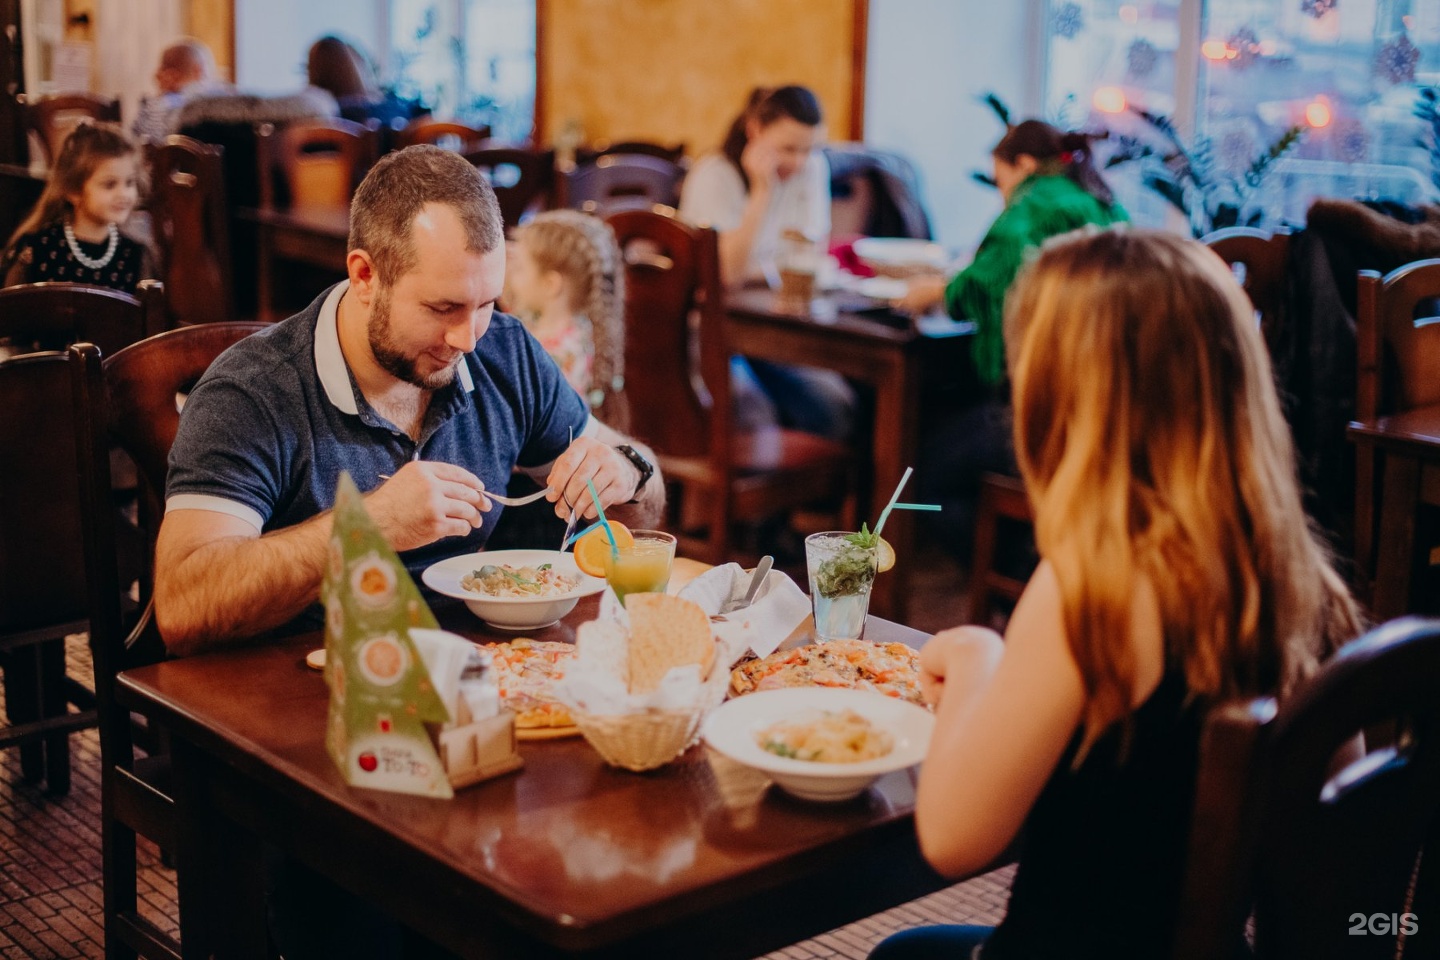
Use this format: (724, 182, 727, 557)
(63, 221, 120, 271)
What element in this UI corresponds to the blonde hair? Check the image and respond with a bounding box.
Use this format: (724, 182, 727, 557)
(511, 210, 629, 430)
(5, 121, 141, 250)
(1005, 228, 1360, 754)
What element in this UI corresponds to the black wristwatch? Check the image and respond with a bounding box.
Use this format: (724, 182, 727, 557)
(614, 444, 654, 502)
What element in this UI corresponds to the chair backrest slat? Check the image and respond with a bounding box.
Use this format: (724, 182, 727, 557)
(147, 136, 235, 326)
(461, 145, 555, 230)
(603, 207, 728, 468)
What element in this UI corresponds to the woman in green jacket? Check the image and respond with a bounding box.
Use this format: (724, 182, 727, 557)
(907, 119, 1128, 557)
(901, 119, 1130, 387)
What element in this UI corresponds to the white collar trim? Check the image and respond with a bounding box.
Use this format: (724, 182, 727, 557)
(313, 280, 475, 417)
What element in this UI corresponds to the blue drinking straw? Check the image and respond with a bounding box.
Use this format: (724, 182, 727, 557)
(873, 467, 942, 538)
(585, 478, 620, 557)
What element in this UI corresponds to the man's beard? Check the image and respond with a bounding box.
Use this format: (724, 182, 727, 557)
(367, 284, 459, 390)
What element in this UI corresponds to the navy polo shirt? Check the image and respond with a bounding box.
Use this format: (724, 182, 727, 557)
(166, 281, 590, 583)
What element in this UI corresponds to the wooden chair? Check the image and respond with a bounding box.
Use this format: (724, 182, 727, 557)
(0, 344, 105, 796)
(461, 145, 555, 230)
(1203, 226, 1291, 346)
(966, 472, 1034, 626)
(21, 92, 121, 166)
(604, 206, 853, 564)
(576, 140, 687, 166)
(258, 117, 379, 213)
(1173, 616, 1440, 960)
(146, 136, 235, 327)
(0, 279, 163, 361)
(1350, 260, 1440, 619)
(558, 153, 685, 213)
(394, 118, 491, 151)
(79, 321, 267, 960)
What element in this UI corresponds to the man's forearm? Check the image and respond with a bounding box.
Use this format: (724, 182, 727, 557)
(155, 513, 333, 656)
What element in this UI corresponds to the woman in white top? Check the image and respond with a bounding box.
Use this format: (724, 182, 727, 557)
(679, 86, 856, 442)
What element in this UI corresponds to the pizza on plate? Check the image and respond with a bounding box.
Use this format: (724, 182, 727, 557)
(481, 637, 578, 733)
(729, 639, 926, 706)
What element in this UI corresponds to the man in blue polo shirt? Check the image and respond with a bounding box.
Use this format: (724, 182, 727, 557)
(155, 145, 663, 655)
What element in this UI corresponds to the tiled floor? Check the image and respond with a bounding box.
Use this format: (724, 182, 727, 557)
(0, 545, 1011, 960)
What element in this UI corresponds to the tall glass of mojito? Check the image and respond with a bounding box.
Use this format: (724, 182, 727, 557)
(805, 530, 879, 641)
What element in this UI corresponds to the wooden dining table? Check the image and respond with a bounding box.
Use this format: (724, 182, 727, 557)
(116, 594, 950, 959)
(726, 287, 972, 622)
(239, 204, 350, 321)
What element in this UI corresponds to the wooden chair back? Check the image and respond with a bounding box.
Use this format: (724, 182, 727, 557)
(576, 140, 686, 166)
(966, 472, 1035, 626)
(1174, 616, 1440, 960)
(461, 145, 555, 229)
(146, 136, 235, 326)
(1203, 226, 1291, 346)
(560, 153, 685, 212)
(21, 92, 121, 166)
(0, 279, 163, 357)
(258, 117, 378, 212)
(0, 344, 104, 794)
(394, 118, 491, 151)
(1357, 259, 1440, 421)
(104, 322, 270, 572)
(603, 207, 728, 466)
(1352, 260, 1440, 603)
(79, 322, 266, 959)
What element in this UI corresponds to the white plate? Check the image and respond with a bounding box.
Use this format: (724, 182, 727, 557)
(421, 549, 606, 629)
(852, 237, 948, 270)
(702, 688, 934, 802)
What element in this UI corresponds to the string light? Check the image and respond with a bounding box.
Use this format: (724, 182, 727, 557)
(1093, 86, 1128, 113)
(1305, 96, 1332, 128)
(1202, 39, 1231, 60)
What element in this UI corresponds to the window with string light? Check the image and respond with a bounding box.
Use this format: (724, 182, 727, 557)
(1044, 0, 1440, 233)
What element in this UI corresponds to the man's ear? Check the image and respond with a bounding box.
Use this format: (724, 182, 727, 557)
(347, 249, 378, 304)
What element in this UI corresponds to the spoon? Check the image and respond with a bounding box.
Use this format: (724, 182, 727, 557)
(719, 555, 773, 616)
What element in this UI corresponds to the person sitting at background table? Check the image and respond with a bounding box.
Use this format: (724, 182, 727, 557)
(506, 209, 629, 430)
(902, 119, 1129, 555)
(1, 121, 154, 292)
(679, 84, 856, 443)
(130, 38, 232, 144)
(154, 145, 663, 656)
(307, 34, 428, 130)
(870, 229, 1361, 960)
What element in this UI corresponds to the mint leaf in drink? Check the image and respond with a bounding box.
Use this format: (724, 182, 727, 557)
(814, 531, 878, 600)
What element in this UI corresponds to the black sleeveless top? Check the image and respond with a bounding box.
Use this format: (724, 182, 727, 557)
(981, 667, 1206, 960)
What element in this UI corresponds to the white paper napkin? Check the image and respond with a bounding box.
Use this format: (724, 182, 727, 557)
(677, 563, 810, 659)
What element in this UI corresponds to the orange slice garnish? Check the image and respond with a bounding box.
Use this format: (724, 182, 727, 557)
(573, 521, 634, 577)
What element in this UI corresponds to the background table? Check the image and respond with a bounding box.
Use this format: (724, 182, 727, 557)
(117, 600, 949, 959)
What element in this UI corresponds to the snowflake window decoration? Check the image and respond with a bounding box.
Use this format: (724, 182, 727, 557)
(1127, 38, 1159, 80)
(1375, 34, 1420, 86)
(1051, 3, 1084, 40)
(1301, 0, 1336, 19)
(1227, 27, 1261, 71)
(1336, 120, 1369, 164)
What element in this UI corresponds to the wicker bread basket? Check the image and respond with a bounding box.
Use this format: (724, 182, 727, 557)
(574, 708, 704, 772)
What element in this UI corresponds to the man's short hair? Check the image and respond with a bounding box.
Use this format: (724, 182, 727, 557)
(160, 38, 215, 79)
(349, 145, 505, 284)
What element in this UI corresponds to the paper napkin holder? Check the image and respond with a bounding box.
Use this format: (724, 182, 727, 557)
(431, 699, 524, 790)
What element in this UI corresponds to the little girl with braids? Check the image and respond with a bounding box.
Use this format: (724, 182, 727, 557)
(2, 121, 154, 292)
(506, 210, 630, 432)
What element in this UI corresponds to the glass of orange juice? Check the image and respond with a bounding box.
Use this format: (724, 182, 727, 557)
(603, 530, 677, 602)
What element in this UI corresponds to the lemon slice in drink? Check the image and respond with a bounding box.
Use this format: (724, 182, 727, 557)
(876, 538, 895, 573)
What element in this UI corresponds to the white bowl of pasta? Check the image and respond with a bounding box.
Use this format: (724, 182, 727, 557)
(422, 549, 606, 629)
(701, 687, 934, 802)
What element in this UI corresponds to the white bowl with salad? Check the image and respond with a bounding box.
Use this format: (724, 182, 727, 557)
(421, 549, 606, 629)
(702, 688, 934, 802)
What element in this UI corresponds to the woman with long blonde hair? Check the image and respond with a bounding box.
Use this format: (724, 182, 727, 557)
(870, 228, 1360, 960)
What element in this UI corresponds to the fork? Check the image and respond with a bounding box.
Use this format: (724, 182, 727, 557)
(376, 475, 553, 508)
